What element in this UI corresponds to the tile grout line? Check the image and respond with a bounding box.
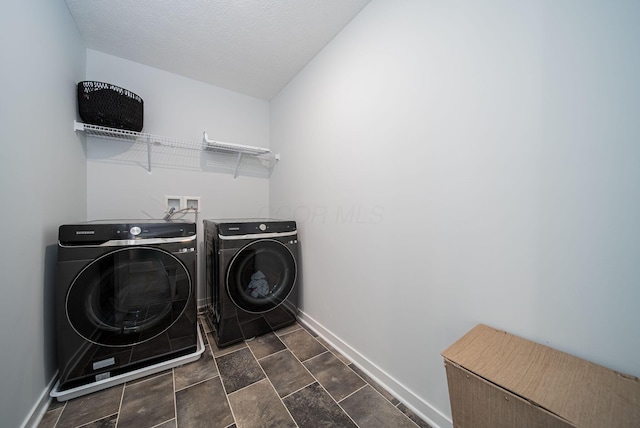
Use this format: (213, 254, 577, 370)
(337, 383, 368, 404)
(301, 349, 330, 364)
(346, 364, 425, 428)
(278, 379, 317, 401)
(71, 412, 118, 428)
(51, 401, 66, 428)
(149, 417, 175, 428)
(203, 319, 237, 428)
(274, 324, 303, 338)
(309, 369, 362, 428)
(223, 344, 267, 398)
(174, 372, 220, 393)
(393, 402, 425, 428)
(261, 324, 326, 403)
(207, 324, 240, 428)
(113, 384, 126, 428)
(282, 329, 361, 428)
(270, 331, 317, 401)
(171, 367, 178, 428)
(255, 345, 289, 362)
(210, 338, 248, 359)
(244, 337, 300, 427)
(173, 341, 219, 393)
(80, 413, 119, 428)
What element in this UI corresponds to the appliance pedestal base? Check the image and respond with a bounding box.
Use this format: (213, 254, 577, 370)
(50, 327, 205, 402)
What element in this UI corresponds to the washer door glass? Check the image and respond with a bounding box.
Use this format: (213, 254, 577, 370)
(227, 239, 297, 313)
(66, 247, 192, 347)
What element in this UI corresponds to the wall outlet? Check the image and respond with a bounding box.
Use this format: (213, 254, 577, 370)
(165, 196, 182, 212)
(184, 196, 201, 212)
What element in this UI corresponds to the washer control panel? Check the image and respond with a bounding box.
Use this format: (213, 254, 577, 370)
(59, 220, 196, 244)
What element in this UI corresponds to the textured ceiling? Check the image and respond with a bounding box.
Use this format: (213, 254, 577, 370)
(65, 0, 371, 100)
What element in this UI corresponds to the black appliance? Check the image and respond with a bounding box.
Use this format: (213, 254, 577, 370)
(51, 219, 201, 400)
(204, 219, 299, 347)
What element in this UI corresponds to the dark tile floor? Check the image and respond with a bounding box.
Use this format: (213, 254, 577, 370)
(39, 318, 432, 428)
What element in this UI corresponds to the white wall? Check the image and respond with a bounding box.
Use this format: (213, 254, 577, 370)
(270, 1, 640, 426)
(0, 0, 86, 426)
(85, 50, 271, 306)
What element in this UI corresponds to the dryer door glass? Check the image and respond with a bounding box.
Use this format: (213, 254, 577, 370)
(226, 239, 297, 313)
(66, 247, 192, 347)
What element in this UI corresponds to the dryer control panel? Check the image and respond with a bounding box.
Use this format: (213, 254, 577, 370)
(216, 219, 296, 237)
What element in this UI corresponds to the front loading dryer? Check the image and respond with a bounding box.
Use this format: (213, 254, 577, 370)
(204, 219, 299, 347)
(52, 220, 203, 401)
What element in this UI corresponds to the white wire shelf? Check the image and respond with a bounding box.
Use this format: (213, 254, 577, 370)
(74, 121, 278, 178)
(202, 132, 271, 156)
(74, 121, 197, 149)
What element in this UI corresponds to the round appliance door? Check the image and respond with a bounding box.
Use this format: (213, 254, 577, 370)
(66, 246, 192, 347)
(226, 239, 297, 313)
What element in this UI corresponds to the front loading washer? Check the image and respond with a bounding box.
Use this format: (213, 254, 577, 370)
(204, 219, 299, 347)
(52, 219, 203, 401)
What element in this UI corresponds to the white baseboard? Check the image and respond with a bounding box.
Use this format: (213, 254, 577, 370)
(21, 373, 58, 428)
(298, 310, 452, 428)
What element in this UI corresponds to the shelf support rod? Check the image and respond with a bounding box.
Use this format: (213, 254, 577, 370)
(233, 152, 243, 179)
(146, 136, 152, 172)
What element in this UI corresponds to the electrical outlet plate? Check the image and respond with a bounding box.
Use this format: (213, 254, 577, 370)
(183, 196, 201, 212)
(165, 196, 182, 211)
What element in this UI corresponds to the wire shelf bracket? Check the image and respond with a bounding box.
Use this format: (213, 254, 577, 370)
(202, 132, 279, 179)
